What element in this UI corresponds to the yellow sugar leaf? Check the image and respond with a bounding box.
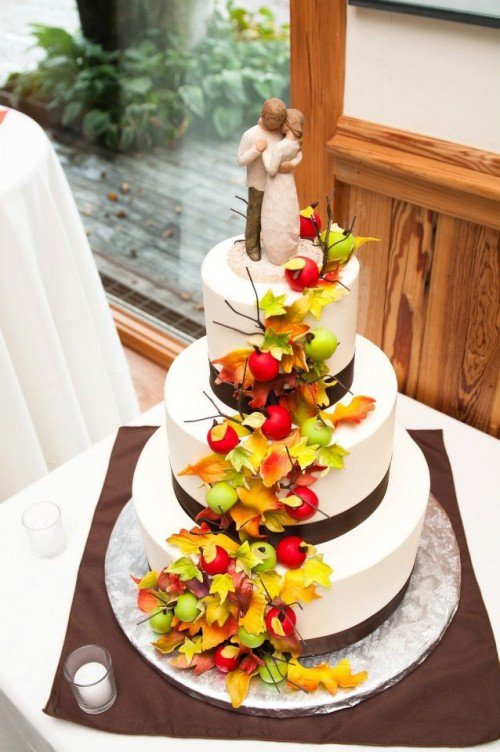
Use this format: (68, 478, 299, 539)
(263, 508, 297, 533)
(353, 236, 380, 250)
(280, 567, 319, 605)
(237, 479, 281, 515)
(287, 658, 367, 695)
(209, 573, 235, 604)
(303, 554, 333, 589)
(226, 667, 256, 708)
(257, 570, 283, 600)
(239, 588, 267, 634)
(178, 453, 231, 484)
(204, 595, 234, 627)
(138, 570, 158, 589)
(242, 428, 269, 471)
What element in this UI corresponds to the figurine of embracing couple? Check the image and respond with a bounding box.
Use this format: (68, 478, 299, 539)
(237, 98, 304, 266)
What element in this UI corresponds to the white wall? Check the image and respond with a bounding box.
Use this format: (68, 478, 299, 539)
(344, 6, 500, 152)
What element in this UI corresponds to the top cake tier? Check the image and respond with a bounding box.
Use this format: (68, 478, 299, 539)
(202, 236, 359, 380)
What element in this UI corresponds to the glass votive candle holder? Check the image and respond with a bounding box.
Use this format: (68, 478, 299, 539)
(64, 645, 117, 714)
(22, 501, 66, 557)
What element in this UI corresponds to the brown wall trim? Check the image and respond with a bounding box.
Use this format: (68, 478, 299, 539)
(336, 116, 500, 178)
(328, 126, 500, 230)
(111, 303, 185, 370)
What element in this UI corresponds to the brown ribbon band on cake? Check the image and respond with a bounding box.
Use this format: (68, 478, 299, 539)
(171, 464, 390, 545)
(299, 573, 411, 657)
(208, 354, 355, 413)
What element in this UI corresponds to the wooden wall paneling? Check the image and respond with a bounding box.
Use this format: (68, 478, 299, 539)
(328, 133, 500, 231)
(335, 184, 393, 346)
(290, 0, 346, 213)
(416, 216, 500, 435)
(382, 202, 435, 396)
(336, 116, 500, 178)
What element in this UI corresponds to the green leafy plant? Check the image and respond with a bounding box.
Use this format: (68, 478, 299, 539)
(6, 2, 290, 149)
(9, 25, 189, 150)
(180, 1, 290, 138)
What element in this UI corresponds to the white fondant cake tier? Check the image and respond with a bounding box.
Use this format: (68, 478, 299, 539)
(164, 335, 397, 520)
(132, 424, 429, 643)
(202, 237, 359, 378)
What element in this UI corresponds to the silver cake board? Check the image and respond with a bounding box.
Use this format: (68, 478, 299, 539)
(104, 494, 460, 717)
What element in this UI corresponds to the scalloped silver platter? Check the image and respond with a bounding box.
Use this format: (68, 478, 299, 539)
(104, 494, 460, 717)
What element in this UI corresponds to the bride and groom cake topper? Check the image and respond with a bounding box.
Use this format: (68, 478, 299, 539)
(237, 97, 304, 266)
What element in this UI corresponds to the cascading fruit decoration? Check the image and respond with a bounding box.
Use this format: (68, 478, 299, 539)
(134, 526, 368, 708)
(135, 204, 380, 707)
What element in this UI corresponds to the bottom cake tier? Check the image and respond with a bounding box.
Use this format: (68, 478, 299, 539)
(132, 423, 430, 654)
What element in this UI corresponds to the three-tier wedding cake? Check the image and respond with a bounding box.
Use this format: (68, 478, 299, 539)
(130, 100, 430, 707)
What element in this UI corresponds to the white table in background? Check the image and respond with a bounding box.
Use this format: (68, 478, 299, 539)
(0, 395, 498, 752)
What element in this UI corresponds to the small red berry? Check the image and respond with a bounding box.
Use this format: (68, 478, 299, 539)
(276, 535, 307, 568)
(214, 643, 242, 673)
(262, 405, 292, 440)
(285, 256, 320, 291)
(248, 350, 280, 382)
(207, 423, 239, 454)
(199, 545, 230, 575)
(265, 605, 297, 637)
(286, 487, 319, 521)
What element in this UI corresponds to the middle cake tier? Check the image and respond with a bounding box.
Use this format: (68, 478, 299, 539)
(165, 334, 397, 532)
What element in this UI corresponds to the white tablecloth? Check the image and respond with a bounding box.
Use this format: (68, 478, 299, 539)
(0, 108, 139, 500)
(0, 395, 498, 752)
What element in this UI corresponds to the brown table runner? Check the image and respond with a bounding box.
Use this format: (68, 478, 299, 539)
(44, 427, 500, 746)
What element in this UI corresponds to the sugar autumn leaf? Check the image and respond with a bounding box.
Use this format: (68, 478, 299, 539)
(242, 428, 269, 470)
(308, 285, 346, 319)
(178, 636, 204, 664)
(322, 396, 376, 428)
(280, 566, 320, 605)
(167, 556, 203, 582)
(263, 508, 298, 533)
(287, 658, 367, 694)
(249, 372, 299, 409)
(170, 649, 215, 675)
(239, 588, 267, 634)
(317, 444, 349, 471)
(137, 587, 160, 613)
(260, 327, 293, 361)
(279, 383, 318, 425)
(269, 632, 301, 659)
(281, 340, 308, 374)
(137, 570, 158, 589)
(237, 479, 282, 515)
(260, 444, 290, 487)
(228, 503, 262, 538)
(201, 616, 239, 650)
(226, 666, 258, 708)
(303, 554, 333, 589)
(212, 348, 254, 389)
(152, 629, 185, 654)
(204, 594, 234, 626)
(209, 573, 235, 604)
(167, 527, 239, 556)
(259, 288, 288, 318)
(179, 453, 231, 484)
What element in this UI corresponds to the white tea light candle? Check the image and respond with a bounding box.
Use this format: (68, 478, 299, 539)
(64, 645, 117, 714)
(73, 662, 113, 708)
